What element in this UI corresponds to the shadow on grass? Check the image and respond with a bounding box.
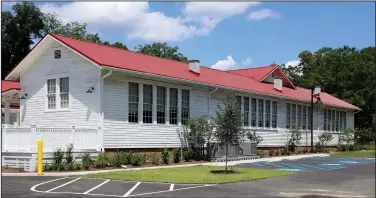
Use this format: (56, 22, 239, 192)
(210, 170, 241, 174)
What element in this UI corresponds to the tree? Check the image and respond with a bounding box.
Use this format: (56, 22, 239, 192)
(136, 42, 188, 63)
(246, 129, 263, 146)
(214, 94, 245, 172)
(286, 124, 302, 153)
(184, 116, 214, 160)
(1, 2, 45, 79)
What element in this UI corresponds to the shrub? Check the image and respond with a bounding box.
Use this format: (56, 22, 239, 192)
(74, 163, 82, 171)
(65, 143, 74, 164)
(52, 148, 64, 165)
(183, 148, 192, 161)
(173, 148, 181, 163)
(302, 149, 308, 154)
(162, 148, 170, 164)
(57, 164, 65, 171)
(257, 150, 264, 158)
(65, 163, 75, 171)
(287, 125, 302, 153)
(131, 153, 146, 166)
(150, 153, 160, 165)
(125, 151, 134, 165)
(269, 149, 275, 157)
(81, 153, 93, 165)
(111, 151, 126, 167)
(94, 153, 109, 169)
(275, 149, 280, 156)
(83, 162, 90, 170)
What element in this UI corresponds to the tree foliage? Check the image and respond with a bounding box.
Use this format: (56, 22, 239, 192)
(279, 46, 376, 129)
(135, 42, 188, 63)
(214, 94, 245, 171)
(246, 129, 263, 145)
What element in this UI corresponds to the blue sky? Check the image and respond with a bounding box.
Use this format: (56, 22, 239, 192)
(2, 2, 375, 70)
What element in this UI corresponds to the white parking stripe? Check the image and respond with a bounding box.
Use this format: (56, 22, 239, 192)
(45, 177, 81, 192)
(30, 177, 68, 192)
(83, 179, 110, 194)
(123, 182, 141, 197)
(169, 184, 174, 191)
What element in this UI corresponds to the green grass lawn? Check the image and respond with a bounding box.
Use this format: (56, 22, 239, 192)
(330, 150, 375, 158)
(84, 165, 293, 184)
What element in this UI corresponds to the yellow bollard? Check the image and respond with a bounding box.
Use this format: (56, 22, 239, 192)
(37, 139, 43, 176)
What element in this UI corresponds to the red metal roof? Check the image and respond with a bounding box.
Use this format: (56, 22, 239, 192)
(41, 33, 360, 110)
(228, 65, 277, 82)
(2, 80, 20, 93)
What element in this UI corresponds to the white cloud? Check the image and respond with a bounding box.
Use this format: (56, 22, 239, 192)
(39, 2, 265, 42)
(285, 60, 300, 68)
(247, 9, 280, 20)
(211, 55, 237, 71)
(241, 57, 252, 66)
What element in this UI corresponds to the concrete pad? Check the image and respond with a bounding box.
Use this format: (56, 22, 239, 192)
(89, 180, 139, 196)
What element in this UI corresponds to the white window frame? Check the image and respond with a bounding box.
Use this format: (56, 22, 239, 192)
(286, 101, 310, 131)
(45, 74, 70, 112)
(125, 77, 192, 126)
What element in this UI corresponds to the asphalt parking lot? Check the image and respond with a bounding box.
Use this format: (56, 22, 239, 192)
(2, 156, 375, 198)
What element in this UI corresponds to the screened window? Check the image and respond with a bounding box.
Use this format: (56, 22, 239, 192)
(286, 103, 291, 129)
(291, 104, 297, 127)
(236, 95, 242, 113)
(272, 101, 277, 128)
(258, 99, 264, 127)
(169, 88, 178, 125)
(324, 109, 327, 131)
(297, 105, 302, 128)
(336, 111, 340, 131)
(181, 89, 190, 125)
(157, 86, 166, 124)
(328, 109, 332, 131)
(342, 112, 347, 130)
(142, 84, 153, 123)
(59, 77, 69, 108)
(47, 79, 56, 109)
(251, 98, 257, 127)
(331, 110, 335, 131)
(244, 97, 249, 126)
(128, 82, 139, 123)
(302, 106, 307, 130)
(265, 100, 271, 128)
(54, 50, 61, 59)
(307, 106, 312, 130)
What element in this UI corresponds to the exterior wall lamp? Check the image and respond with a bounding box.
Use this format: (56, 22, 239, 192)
(20, 94, 27, 99)
(86, 87, 95, 93)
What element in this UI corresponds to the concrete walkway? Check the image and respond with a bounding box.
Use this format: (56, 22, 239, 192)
(2, 153, 329, 177)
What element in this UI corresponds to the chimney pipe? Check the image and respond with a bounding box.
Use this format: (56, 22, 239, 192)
(189, 60, 200, 74)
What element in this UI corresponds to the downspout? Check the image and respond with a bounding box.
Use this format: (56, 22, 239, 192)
(100, 67, 113, 152)
(208, 87, 218, 123)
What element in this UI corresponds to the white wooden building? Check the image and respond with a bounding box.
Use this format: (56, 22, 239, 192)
(3, 33, 360, 152)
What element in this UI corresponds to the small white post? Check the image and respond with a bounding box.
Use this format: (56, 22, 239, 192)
(4, 102, 10, 125)
(98, 126, 102, 151)
(3, 126, 7, 151)
(71, 126, 76, 145)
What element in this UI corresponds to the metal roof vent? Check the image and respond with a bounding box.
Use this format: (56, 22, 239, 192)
(189, 60, 200, 74)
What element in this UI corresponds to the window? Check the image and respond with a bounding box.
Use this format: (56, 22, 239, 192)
(142, 84, 153, 124)
(47, 79, 56, 109)
(307, 106, 312, 130)
(244, 97, 249, 126)
(272, 101, 277, 128)
(169, 88, 178, 125)
(286, 103, 291, 129)
(128, 82, 139, 123)
(291, 104, 297, 127)
(251, 98, 257, 127)
(331, 110, 335, 131)
(258, 99, 264, 127)
(265, 100, 271, 128)
(181, 89, 190, 125)
(59, 77, 69, 108)
(336, 111, 340, 131)
(54, 49, 61, 59)
(157, 86, 166, 124)
(324, 109, 327, 131)
(236, 96, 242, 113)
(302, 106, 307, 130)
(342, 112, 347, 130)
(297, 105, 302, 128)
(328, 109, 332, 131)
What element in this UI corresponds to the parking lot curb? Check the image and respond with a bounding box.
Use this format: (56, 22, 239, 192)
(2, 153, 330, 176)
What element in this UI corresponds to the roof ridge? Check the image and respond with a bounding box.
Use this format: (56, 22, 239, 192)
(227, 65, 276, 71)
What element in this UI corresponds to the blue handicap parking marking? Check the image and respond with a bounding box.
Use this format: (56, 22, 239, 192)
(249, 162, 264, 167)
(258, 162, 305, 171)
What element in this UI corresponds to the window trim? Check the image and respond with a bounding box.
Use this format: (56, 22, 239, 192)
(45, 74, 70, 113)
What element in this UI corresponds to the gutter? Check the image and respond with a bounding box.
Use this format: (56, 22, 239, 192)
(99, 67, 113, 152)
(100, 65, 359, 111)
(208, 87, 218, 122)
